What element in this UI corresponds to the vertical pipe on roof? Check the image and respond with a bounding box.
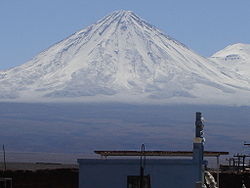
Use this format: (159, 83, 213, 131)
(193, 112, 205, 186)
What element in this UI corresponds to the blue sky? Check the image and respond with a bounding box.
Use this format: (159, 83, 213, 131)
(1, 0, 250, 70)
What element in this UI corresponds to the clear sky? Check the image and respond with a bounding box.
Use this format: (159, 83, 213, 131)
(1, 0, 250, 70)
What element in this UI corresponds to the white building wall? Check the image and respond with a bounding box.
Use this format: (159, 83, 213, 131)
(78, 159, 202, 188)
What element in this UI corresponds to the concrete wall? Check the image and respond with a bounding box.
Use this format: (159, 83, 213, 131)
(78, 158, 203, 188)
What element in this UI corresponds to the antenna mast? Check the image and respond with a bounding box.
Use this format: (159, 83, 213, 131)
(3, 145, 7, 173)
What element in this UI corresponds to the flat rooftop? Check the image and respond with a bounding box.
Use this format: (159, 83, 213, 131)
(95, 150, 229, 157)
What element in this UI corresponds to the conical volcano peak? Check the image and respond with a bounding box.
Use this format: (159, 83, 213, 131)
(109, 10, 138, 19)
(98, 10, 134, 23)
(106, 10, 135, 25)
(112, 10, 134, 16)
(1, 10, 250, 104)
(97, 10, 154, 30)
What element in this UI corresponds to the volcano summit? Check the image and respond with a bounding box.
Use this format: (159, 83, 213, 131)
(1, 10, 250, 104)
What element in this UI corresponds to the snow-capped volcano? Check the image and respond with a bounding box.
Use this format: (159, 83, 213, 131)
(210, 43, 250, 82)
(1, 10, 250, 104)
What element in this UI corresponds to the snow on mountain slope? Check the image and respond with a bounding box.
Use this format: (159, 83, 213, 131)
(0, 10, 250, 104)
(210, 43, 250, 82)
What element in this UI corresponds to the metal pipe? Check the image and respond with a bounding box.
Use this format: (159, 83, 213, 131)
(216, 156, 219, 188)
(140, 144, 145, 188)
(243, 155, 246, 171)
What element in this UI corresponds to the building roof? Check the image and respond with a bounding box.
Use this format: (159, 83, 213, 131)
(94, 150, 229, 157)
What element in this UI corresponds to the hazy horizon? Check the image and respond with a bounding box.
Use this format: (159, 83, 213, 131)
(1, 102, 250, 163)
